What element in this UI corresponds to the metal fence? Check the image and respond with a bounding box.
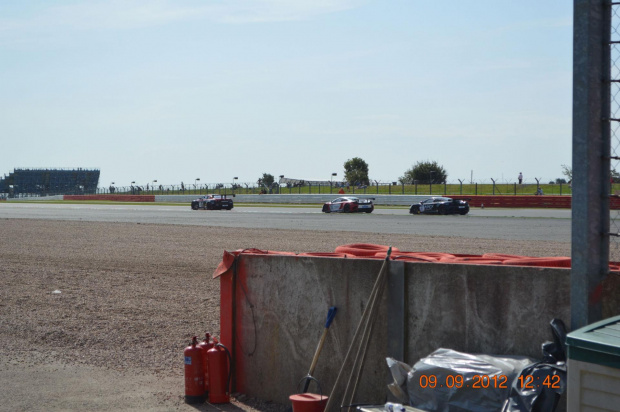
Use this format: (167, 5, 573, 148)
(86, 181, 572, 197)
(611, 2, 620, 262)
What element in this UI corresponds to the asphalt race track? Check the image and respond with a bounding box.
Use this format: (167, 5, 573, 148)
(0, 203, 571, 242)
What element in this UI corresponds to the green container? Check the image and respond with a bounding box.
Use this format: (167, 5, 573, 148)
(566, 315, 620, 369)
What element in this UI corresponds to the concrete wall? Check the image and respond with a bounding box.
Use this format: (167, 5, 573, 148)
(402, 262, 571, 361)
(221, 256, 389, 406)
(65, 195, 155, 202)
(7, 195, 64, 201)
(218, 255, 574, 407)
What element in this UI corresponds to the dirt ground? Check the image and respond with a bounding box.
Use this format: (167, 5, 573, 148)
(0, 218, 571, 411)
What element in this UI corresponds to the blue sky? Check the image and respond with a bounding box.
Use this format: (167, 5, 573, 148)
(1, 1, 573, 187)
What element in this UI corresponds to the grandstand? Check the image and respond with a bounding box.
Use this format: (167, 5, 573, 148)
(0, 168, 100, 197)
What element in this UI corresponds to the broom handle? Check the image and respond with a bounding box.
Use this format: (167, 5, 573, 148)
(308, 329, 328, 377)
(303, 306, 338, 393)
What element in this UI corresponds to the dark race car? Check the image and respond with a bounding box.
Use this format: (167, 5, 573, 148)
(409, 197, 469, 215)
(322, 196, 374, 213)
(191, 194, 234, 210)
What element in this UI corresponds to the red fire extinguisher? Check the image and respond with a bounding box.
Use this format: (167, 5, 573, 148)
(207, 338, 232, 404)
(184, 336, 206, 404)
(197, 333, 214, 393)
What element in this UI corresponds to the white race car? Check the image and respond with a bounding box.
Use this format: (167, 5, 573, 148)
(322, 197, 374, 213)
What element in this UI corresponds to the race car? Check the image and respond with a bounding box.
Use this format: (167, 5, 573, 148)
(409, 197, 469, 215)
(191, 194, 234, 210)
(322, 196, 374, 213)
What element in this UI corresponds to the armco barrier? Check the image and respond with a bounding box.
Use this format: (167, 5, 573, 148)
(63, 195, 155, 202)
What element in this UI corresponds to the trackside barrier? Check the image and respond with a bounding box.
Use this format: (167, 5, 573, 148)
(53, 193, 620, 209)
(63, 195, 155, 202)
(451, 195, 572, 208)
(6, 195, 65, 201)
(452, 195, 620, 209)
(213, 244, 620, 407)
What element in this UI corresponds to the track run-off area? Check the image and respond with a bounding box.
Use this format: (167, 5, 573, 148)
(0, 202, 571, 242)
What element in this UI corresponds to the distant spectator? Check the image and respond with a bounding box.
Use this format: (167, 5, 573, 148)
(518, 172, 523, 185)
(338, 188, 345, 194)
(536, 187, 543, 195)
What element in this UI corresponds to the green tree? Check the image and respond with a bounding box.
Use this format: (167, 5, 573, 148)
(400, 161, 448, 184)
(258, 173, 275, 187)
(343, 157, 369, 186)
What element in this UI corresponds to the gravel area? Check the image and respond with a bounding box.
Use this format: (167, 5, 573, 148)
(0, 218, 570, 411)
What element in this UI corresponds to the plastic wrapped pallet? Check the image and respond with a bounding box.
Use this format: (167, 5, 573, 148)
(387, 349, 567, 411)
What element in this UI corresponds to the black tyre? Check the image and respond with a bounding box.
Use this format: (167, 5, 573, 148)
(206, 202, 213, 210)
(322, 205, 330, 213)
(438, 205, 447, 215)
(459, 209, 469, 215)
(344, 204, 351, 213)
(191, 202, 198, 210)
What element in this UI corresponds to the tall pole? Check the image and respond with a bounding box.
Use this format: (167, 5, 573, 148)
(571, 0, 610, 329)
(429, 171, 434, 195)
